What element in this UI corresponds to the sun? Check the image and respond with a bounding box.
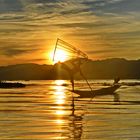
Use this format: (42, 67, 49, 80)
(49, 49, 68, 64)
(54, 50, 68, 63)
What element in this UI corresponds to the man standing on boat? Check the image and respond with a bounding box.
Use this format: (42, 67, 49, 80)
(60, 59, 84, 91)
(52, 38, 88, 91)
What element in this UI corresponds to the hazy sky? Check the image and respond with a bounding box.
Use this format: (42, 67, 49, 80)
(0, 0, 140, 65)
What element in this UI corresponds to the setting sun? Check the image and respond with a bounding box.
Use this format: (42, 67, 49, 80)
(49, 49, 68, 64)
(54, 49, 68, 63)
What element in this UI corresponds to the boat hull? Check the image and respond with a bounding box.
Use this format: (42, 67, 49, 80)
(73, 85, 120, 98)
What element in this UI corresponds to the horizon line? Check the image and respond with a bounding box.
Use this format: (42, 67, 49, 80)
(0, 57, 140, 67)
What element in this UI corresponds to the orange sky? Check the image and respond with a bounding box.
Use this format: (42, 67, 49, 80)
(0, 0, 140, 66)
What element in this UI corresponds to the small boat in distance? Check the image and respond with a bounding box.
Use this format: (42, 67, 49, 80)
(72, 85, 121, 98)
(0, 81, 26, 88)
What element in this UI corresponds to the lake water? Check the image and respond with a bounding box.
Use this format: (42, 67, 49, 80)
(0, 80, 140, 140)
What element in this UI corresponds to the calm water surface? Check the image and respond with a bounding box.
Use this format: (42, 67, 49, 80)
(0, 80, 140, 140)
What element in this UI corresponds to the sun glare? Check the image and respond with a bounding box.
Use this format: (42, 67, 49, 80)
(49, 49, 68, 64)
(55, 80, 65, 86)
(54, 49, 68, 63)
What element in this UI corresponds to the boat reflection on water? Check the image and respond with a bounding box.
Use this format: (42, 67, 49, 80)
(53, 80, 84, 140)
(53, 80, 121, 139)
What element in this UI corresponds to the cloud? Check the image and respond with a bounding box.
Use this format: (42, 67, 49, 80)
(0, 28, 33, 34)
(53, 20, 126, 29)
(2, 48, 32, 56)
(0, 45, 40, 57)
(25, 58, 48, 63)
(82, 0, 140, 14)
(0, 0, 140, 65)
(87, 49, 120, 54)
(0, 0, 24, 13)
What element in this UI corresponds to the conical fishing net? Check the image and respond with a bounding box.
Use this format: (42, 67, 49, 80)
(53, 38, 88, 63)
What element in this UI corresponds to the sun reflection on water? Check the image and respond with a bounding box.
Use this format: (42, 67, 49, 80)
(55, 110, 65, 116)
(53, 80, 67, 117)
(55, 91, 65, 105)
(55, 119, 64, 124)
(53, 80, 81, 140)
(53, 81, 68, 139)
(55, 80, 65, 86)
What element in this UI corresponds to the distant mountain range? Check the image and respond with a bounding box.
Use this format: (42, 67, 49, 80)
(0, 58, 140, 80)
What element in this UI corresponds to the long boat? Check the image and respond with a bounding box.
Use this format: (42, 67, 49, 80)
(72, 85, 121, 98)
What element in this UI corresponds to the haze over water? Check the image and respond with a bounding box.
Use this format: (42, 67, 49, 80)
(0, 80, 140, 140)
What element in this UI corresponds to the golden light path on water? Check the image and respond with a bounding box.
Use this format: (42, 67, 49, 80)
(54, 81, 67, 118)
(0, 80, 140, 139)
(53, 80, 69, 139)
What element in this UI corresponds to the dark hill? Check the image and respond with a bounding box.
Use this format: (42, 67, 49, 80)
(81, 58, 140, 79)
(0, 63, 52, 80)
(0, 58, 140, 80)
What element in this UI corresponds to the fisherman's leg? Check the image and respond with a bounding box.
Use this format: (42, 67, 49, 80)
(70, 80, 74, 91)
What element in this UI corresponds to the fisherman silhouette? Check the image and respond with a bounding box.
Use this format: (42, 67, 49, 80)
(60, 59, 83, 91)
(52, 39, 88, 91)
(114, 77, 120, 84)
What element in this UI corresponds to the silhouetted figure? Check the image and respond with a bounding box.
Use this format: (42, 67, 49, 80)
(114, 77, 120, 84)
(60, 59, 83, 91)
